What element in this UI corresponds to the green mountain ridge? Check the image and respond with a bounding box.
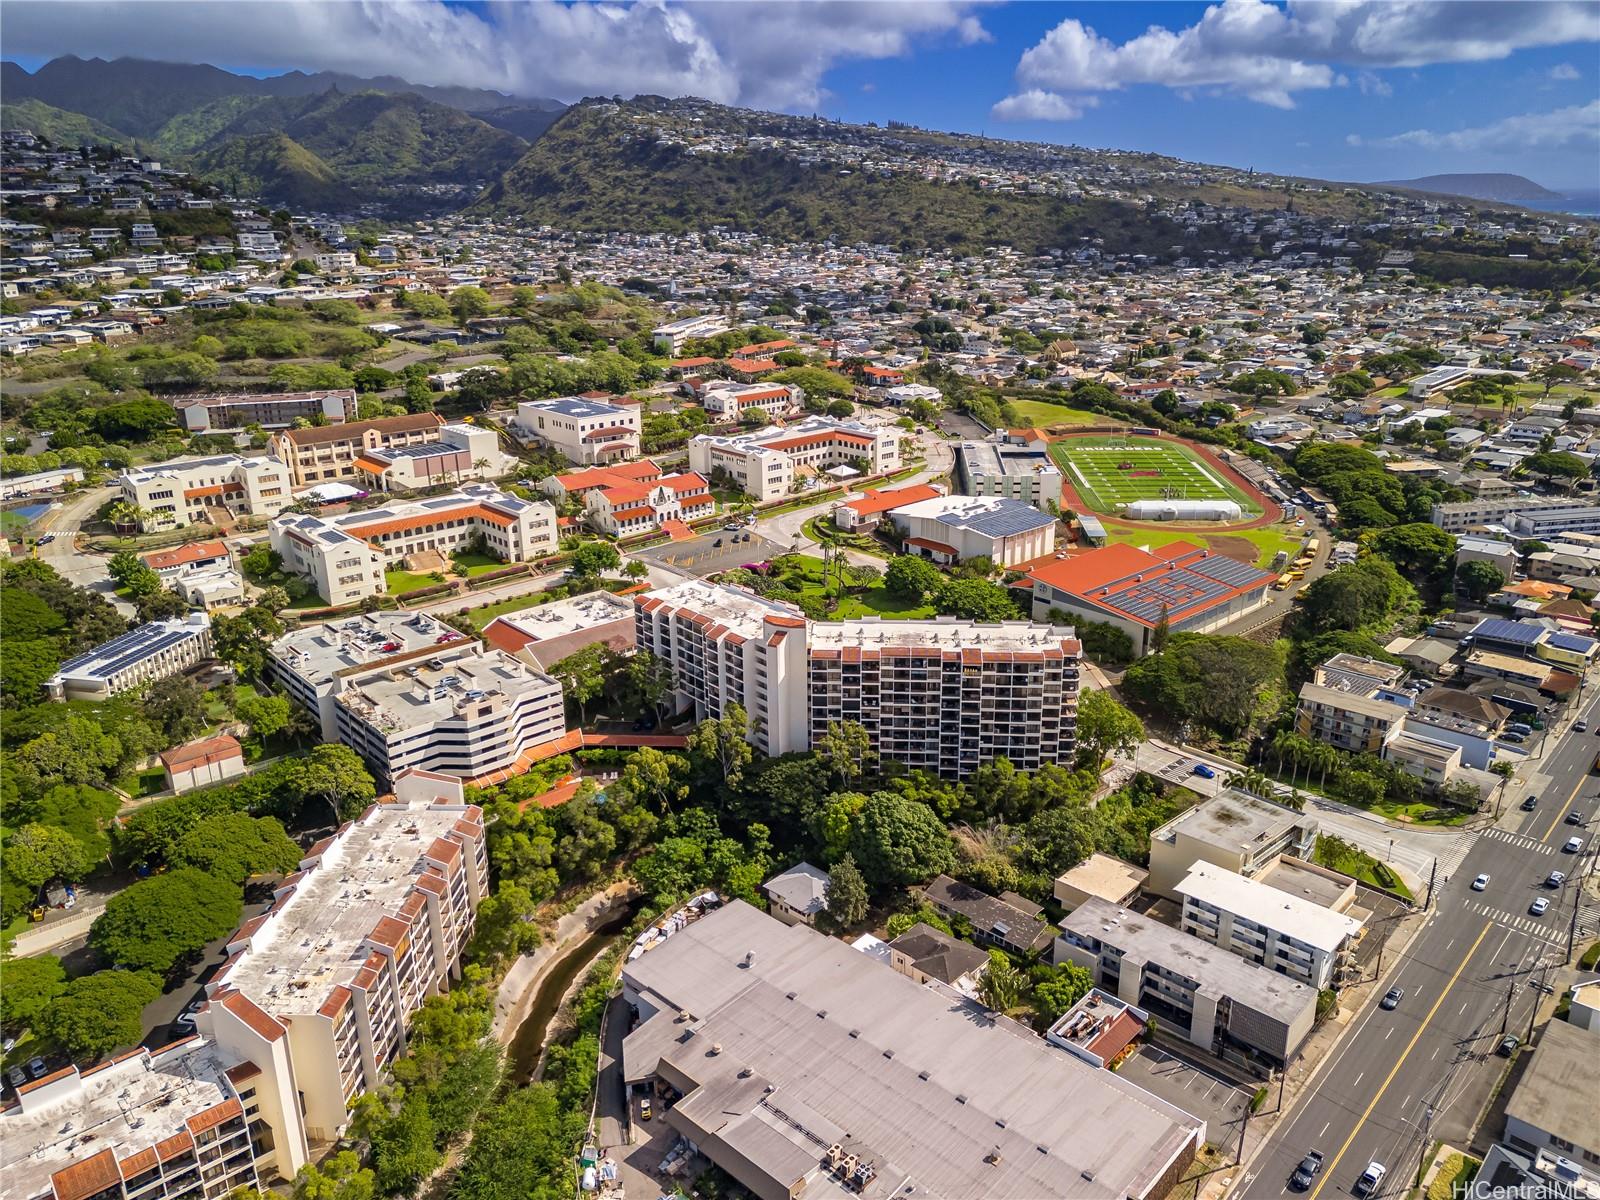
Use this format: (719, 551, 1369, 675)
(0, 97, 129, 149)
(1376, 173, 1564, 204)
(192, 132, 355, 211)
(473, 102, 1230, 257)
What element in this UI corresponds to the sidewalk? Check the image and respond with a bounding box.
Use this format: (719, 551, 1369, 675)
(11, 902, 106, 958)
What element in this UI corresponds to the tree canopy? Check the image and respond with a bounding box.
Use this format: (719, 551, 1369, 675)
(90, 867, 245, 974)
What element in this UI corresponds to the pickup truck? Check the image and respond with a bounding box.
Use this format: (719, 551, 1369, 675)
(1289, 1151, 1324, 1191)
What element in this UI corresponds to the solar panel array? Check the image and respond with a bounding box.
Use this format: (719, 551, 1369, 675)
(937, 501, 1052, 538)
(1097, 552, 1274, 625)
(58, 623, 202, 680)
(1470, 618, 1543, 646)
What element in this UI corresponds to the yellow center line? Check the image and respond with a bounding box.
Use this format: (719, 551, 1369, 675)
(1542, 773, 1587, 842)
(1304, 920, 1493, 1200)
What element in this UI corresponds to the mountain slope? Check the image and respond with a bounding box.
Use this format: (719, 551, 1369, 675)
(192, 132, 355, 210)
(3, 56, 564, 137)
(475, 102, 1226, 257)
(0, 97, 129, 148)
(1378, 173, 1563, 204)
(476, 104, 566, 143)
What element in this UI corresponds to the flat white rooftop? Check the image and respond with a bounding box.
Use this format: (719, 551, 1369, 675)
(639, 579, 805, 639)
(270, 612, 459, 687)
(215, 793, 472, 1016)
(338, 644, 559, 733)
(1177, 861, 1363, 952)
(490, 590, 633, 641)
(2, 1039, 237, 1200)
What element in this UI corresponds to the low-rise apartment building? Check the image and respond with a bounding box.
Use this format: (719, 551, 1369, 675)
(332, 640, 567, 784)
(954, 434, 1064, 506)
(514, 395, 641, 464)
(1295, 653, 1411, 753)
(171, 388, 358, 432)
(198, 770, 487, 1178)
(635, 579, 1080, 777)
(888, 493, 1057, 568)
(922, 874, 1054, 955)
(1501, 1019, 1600, 1172)
(1430, 496, 1598, 536)
(688, 417, 901, 502)
(350, 423, 505, 492)
(268, 413, 447, 488)
(269, 485, 557, 605)
(1175, 861, 1363, 990)
(1147, 790, 1316, 900)
(1055, 898, 1318, 1067)
(619, 900, 1204, 1200)
(45, 612, 213, 701)
(118, 454, 291, 531)
(2, 1038, 262, 1200)
(652, 313, 729, 354)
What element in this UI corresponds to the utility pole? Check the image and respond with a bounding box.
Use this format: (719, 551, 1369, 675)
(1415, 1105, 1435, 1189)
(1500, 976, 1515, 1036)
(1425, 858, 1438, 910)
(1237, 1091, 1252, 1166)
(1528, 959, 1550, 1042)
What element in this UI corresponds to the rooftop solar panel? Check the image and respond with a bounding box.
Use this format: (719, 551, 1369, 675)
(1471, 618, 1543, 645)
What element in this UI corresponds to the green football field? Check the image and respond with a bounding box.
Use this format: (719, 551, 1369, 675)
(1049, 437, 1261, 516)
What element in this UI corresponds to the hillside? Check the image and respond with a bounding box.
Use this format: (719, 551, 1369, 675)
(1378, 173, 1563, 205)
(2, 55, 562, 137)
(0, 97, 128, 148)
(475, 102, 1229, 257)
(193, 132, 355, 211)
(169, 90, 527, 190)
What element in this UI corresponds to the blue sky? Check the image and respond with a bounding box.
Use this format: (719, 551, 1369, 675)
(7, 1, 1599, 189)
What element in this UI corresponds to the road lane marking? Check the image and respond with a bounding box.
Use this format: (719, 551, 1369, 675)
(1384, 1028, 1393, 1040)
(1544, 775, 1587, 841)
(1460, 1002, 1469, 1014)
(1303, 920, 1493, 1200)
(1320, 1122, 1330, 1138)
(1352, 1072, 1363, 1087)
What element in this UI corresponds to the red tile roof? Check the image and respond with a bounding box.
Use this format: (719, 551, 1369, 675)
(52, 1149, 119, 1200)
(159, 733, 242, 772)
(142, 540, 228, 571)
(843, 483, 940, 518)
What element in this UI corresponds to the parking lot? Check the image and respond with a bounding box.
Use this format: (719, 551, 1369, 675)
(640, 528, 789, 577)
(1116, 1045, 1252, 1148)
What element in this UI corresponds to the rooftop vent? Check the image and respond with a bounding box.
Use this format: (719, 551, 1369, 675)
(709, 1043, 723, 1056)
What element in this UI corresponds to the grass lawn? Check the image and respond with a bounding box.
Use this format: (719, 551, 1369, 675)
(451, 551, 506, 577)
(385, 568, 444, 596)
(1049, 435, 1261, 516)
(777, 554, 934, 618)
(286, 591, 329, 610)
(1373, 385, 1409, 398)
(0, 510, 40, 537)
(1314, 833, 1414, 901)
(116, 766, 169, 798)
(1006, 398, 1101, 428)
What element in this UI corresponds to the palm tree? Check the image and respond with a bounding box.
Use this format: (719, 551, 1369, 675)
(473, 457, 491, 480)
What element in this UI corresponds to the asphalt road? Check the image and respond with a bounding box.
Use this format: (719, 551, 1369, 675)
(1236, 687, 1600, 1200)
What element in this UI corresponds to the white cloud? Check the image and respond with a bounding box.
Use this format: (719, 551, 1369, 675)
(1355, 70, 1392, 97)
(990, 90, 1097, 122)
(1008, 0, 1598, 110)
(1548, 62, 1582, 80)
(1365, 100, 1600, 153)
(1, 0, 990, 111)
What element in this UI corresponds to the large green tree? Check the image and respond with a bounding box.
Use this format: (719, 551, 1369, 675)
(43, 970, 160, 1060)
(847, 791, 956, 890)
(1371, 523, 1458, 578)
(171, 814, 302, 884)
(883, 554, 944, 600)
(1123, 634, 1282, 737)
(0, 954, 66, 1031)
(90, 867, 244, 974)
(1075, 689, 1145, 769)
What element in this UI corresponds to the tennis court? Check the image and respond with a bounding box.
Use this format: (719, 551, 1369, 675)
(1050, 437, 1260, 516)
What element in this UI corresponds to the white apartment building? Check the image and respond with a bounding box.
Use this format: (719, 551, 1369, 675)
(1430, 496, 1598, 536)
(351, 423, 505, 492)
(514, 395, 641, 464)
(269, 485, 557, 605)
(45, 613, 213, 701)
(332, 641, 567, 784)
(1175, 861, 1363, 990)
(235, 232, 280, 260)
(888, 493, 1057, 568)
(634, 580, 1080, 777)
(268, 612, 466, 740)
(2, 1038, 262, 1200)
(171, 388, 358, 432)
(652, 313, 730, 354)
(955, 436, 1065, 507)
(199, 770, 487, 1178)
(313, 251, 357, 275)
(118, 454, 292, 531)
(688, 417, 901, 502)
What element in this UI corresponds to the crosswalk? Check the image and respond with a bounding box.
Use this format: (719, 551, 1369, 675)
(1432, 832, 1478, 881)
(1463, 898, 1569, 944)
(1478, 827, 1556, 854)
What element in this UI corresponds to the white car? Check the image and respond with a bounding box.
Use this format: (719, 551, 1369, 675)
(1471, 873, 1490, 891)
(1355, 1161, 1387, 1196)
(1565, 837, 1585, 853)
(1530, 897, 1551, 916)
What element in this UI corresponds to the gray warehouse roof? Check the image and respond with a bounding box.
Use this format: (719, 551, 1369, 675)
(1503, 1018, 1600, 1158)
(621, 901, 1202, 1200)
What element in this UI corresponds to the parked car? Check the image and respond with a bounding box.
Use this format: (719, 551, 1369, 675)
(1290, 1151, 1324, 1191)
(1497, 1035, 1518, 1057)
(1471, 874, 1490, 891)
(6, 1067, 25, 1092)
(1191, 763, 1216, 779)
(722, 523, 740, 532)
(639, 1095, 653, 1122)
(1355, 1162, 1387, 1196)
(1530, 897, 1551, 916)
(1522, 796, 1539, 811)
(1381, 988, 1403, 1010)
(1499, 732, 1526, 745)
(26, 1057, 47, 1080)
